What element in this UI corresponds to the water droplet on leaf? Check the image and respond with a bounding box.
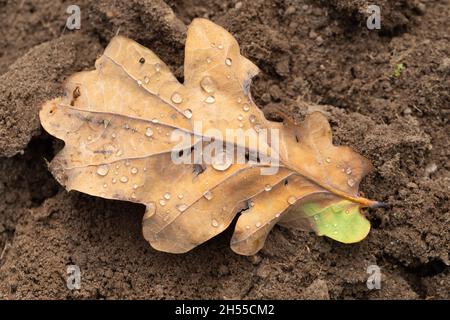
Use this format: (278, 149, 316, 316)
(203, 190, 213, 200)
(347, 178, 355, 187)
(205, 95, 215, 104)
(145, 127, 153, 137)
(212, 151, 232, 171)
(96, 164, 110, 176)
(183, 109, 192, 119)
(287, 196, 296, 205)
(171, 92, 183, 104)
(200, 76, 215, 93)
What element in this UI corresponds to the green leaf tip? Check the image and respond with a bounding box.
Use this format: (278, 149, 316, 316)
(302, 200, 370, 243)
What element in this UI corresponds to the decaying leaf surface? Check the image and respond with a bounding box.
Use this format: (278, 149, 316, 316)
(40, 18, 382, 255)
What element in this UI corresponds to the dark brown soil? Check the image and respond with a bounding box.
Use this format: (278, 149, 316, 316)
(0, 0, 448, 299)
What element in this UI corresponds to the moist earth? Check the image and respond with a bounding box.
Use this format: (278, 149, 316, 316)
(0, 0, 448, 299)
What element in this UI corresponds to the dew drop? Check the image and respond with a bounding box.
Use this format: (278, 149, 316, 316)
(131, 167, 138, 175)
(183, 109, 192, 119)
(237, 97, 242, 103)
(217, 44, 223, 49)
(347, 178, 355, 187)
(287, 196, 296, 205)
(133, 184, 138, 190)
(200, 76, 215, 93)
(164, 192, 171, 200)
(211, 151, 232, 171)
(237, 114, 243, 121)
(345, 209, 350, 214)
(159, 199, 166, 206)
(333, 230, 338, 235)
(211, 219, 219, 227)
(154, 63, 161, 72)
(346, 167, 352, 175)
(112, 178, 117, 184)
(144, 203, 156, 219)
(96, 164, 110, 176)
(243, 104, 250, 112)
(326, 157, 331, 163)
(171, 92, 183, 104)
(111, 133, 117, 139)
(145, 127, 153, 137)
(313, 215, 319, 221)
(120, 176, 129, 183)
(87, 135, 92, 141)
(152, 118, 159, 124)
(177, 204, 188, 212)
(137, 80, 142, 86)
(177, 194, 184, 199)
(205, 95, 216, 104)
(225, 58, 232, 66)
(275, 213, 281, 218)
(245, 225, 250, 230)
(249, 201, 255, 207)
(131, 193, 137, 199)
(116, 150, 123, 156)
(203, 190, 213, 200)
(206, 57, 211, 64)
(144, 76, 150, 84)
(103, 183, 108, 188)
(256, 221, 262, 228)
(249, 115, 256, 123)
(264, 184, 272, 192)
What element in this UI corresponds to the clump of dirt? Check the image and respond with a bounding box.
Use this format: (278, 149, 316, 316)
(0, 0, 448, 299)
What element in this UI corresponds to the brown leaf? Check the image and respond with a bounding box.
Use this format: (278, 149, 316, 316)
(40, 18, 381, 255)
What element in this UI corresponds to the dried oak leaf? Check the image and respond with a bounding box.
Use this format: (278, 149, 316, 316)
(39, 19, 382, 255)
